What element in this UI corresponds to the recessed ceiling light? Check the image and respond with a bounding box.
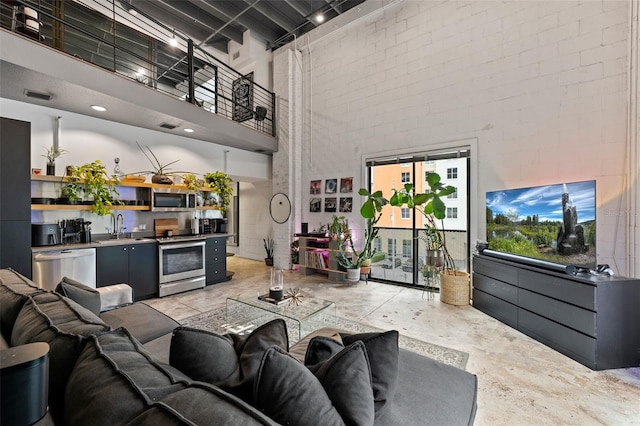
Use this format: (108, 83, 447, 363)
(315, 13, 325, 23)
(91, 105, 107, 112)
(184, 128, 194, 133)
(169, 29, 178, 47)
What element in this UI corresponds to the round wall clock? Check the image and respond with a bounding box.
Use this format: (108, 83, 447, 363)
(270, 193, 291, 224)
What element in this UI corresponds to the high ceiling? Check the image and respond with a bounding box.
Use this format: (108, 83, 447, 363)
(121, 0, 368, 53)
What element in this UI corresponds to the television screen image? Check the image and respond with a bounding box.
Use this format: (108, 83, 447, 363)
(486, 180, 596, 269)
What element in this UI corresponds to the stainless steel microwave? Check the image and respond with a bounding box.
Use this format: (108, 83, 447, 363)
(151, 188, 196, 212)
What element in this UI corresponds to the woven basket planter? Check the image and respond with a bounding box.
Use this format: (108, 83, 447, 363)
(439, 271, 470, 305)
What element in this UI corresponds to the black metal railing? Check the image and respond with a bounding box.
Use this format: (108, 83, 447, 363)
(0, 0, 276, 137)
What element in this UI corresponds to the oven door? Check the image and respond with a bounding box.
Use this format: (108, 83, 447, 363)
(158, 240, 206, 284)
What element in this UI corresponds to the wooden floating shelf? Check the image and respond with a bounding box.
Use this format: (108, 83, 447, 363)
(31, 175, 214, 191)
(31, 204, 150, 211)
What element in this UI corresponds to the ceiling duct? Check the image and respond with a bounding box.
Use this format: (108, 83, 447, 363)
(159, 123, 178, 129)
(24, 89, 52, 101)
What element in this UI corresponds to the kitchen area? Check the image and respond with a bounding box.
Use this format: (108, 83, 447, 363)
(29, 175, 235, 302)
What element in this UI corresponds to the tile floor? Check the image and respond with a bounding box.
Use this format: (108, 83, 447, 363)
(146, 257, 640, 426)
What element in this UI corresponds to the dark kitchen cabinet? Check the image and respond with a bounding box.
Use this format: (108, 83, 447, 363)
(0, 117, 31, 277)
(97, 242, 158, 301)
(205, 236, 229, 285)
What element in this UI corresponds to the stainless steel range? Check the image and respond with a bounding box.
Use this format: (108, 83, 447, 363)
(157, 235, 207, 297)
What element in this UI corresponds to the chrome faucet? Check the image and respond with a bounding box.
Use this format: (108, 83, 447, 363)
(111, 213, 125, 239)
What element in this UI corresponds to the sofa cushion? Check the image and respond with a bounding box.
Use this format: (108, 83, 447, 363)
(66, 328, 275, 426)
(55, 276, 101, 316)
(169, 319, 289, 403)
(0, 268, 45, 342)
(341, 331, 400, 416)
(11, 292, 110, 424)
(373, 348, 478, 426)
(100, 302, 179, 344)
(304, 335, 344, 370)
(255, 344, 374, 426)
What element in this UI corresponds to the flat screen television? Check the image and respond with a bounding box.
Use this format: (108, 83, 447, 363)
(485, 180, 596, 270)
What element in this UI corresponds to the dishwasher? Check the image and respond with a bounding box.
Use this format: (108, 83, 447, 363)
(32, 248, 97, 291)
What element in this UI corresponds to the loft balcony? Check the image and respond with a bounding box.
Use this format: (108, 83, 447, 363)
(0, 0, 277, 154)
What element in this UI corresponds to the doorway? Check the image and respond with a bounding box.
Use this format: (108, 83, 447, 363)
(366, 150, 470, 289)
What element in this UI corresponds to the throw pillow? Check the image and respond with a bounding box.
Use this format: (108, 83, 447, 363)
(304, 335, 345, 373)
(55, 276, 102, 316)
(255, 344, 375, 426)
(169, 319, 289, 404)
(170, 327, 238, 383)
(341, 330, 400, 416)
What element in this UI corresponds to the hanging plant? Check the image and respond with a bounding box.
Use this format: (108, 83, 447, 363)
(65, 160, 122, 216)
(204, 171, 233, 213)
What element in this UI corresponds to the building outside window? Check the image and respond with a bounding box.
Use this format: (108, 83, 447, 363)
(402, 240, 411, 257)
(447, 191, 458, 199)
(447, 167, 458, 179)
(387, 239, 395, 256)
(374, 237, 382, 253)
(401, 172, 411, 183)
(401, 207, 410, 219)
(447, 207, 458, 219)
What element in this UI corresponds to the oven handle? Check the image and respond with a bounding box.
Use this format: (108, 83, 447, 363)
(159, 240, 206, 250)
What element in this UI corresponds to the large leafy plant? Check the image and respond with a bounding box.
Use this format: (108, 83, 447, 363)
(65, 160, 122, 216)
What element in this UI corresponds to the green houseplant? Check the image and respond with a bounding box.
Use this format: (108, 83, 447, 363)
(64, 160, 122, 216)
(204, 171, 233, 214)
(263, 237, 274, 266)
(136, 142, 180, 184)
(42, 146, 67, 176)
(343, 188, 389, 275)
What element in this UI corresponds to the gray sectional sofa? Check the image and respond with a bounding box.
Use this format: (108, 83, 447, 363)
(0, 268, 477, 425)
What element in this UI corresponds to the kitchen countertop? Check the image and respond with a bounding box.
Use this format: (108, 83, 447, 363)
(31, 233, 232, 252)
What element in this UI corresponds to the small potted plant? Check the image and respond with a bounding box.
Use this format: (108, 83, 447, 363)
(136, 142, 180, 184)
(42, 146, 67, 176)
(263, 237, 274, 266)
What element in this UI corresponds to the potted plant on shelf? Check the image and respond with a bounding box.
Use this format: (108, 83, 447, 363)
(42, 146, 67, 176)
(64, 160, 122, 216)
(263, 237, 274, 266)
(204, 171, 233, 214)
(136, 142, 180, 184)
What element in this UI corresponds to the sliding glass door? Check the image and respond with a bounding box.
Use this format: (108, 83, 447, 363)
(366, 151, 470, 288)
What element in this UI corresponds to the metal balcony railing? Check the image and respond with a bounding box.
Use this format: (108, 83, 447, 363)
(0, 0, 276, 137)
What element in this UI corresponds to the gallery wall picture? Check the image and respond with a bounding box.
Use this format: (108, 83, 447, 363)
(310, 198, 321, 212)
(324, 197, 337, 213)
(310, 180, 321, 194)
(340, 177, 353, 193)
(339, 197, 353, 213)
(325, 179, 337, 194)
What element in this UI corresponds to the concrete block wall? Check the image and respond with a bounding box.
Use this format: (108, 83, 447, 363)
(274, 0, 638, 276)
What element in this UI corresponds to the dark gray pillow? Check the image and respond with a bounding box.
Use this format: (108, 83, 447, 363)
(170, 327, 238, 383)
(341, 330, 400, 416)
(56, 276, 101, 316)
(255, 344, 374, 426)
(0, 268, 45, 341)
(304, 335, 344, 373)
(169, 319, 289, 404)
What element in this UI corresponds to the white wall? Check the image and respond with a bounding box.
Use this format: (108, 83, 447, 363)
(274, 0, 639, 277)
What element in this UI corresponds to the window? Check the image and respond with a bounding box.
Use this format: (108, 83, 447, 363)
(401, 208, 410, 219)
(374, 237, 382, 253)
(447, 191, 458, 199)
(387, 239, 395, 256)
(447, 207, 458, 219)
(402, 240, 412, 257)
(401, 172, 411, 183)
(447, 168, 458, 179)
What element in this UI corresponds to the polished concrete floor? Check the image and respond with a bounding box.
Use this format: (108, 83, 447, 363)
(146, 257, 640, 426)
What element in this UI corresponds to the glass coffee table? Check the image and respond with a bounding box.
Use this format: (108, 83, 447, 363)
(226, 292, 336, 342)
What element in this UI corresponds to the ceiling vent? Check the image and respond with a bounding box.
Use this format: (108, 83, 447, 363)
(159, 123, 178, 129)
(24, 90, 52, 101)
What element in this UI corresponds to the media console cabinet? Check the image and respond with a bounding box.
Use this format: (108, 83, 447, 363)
(472, 253, 640, 370)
